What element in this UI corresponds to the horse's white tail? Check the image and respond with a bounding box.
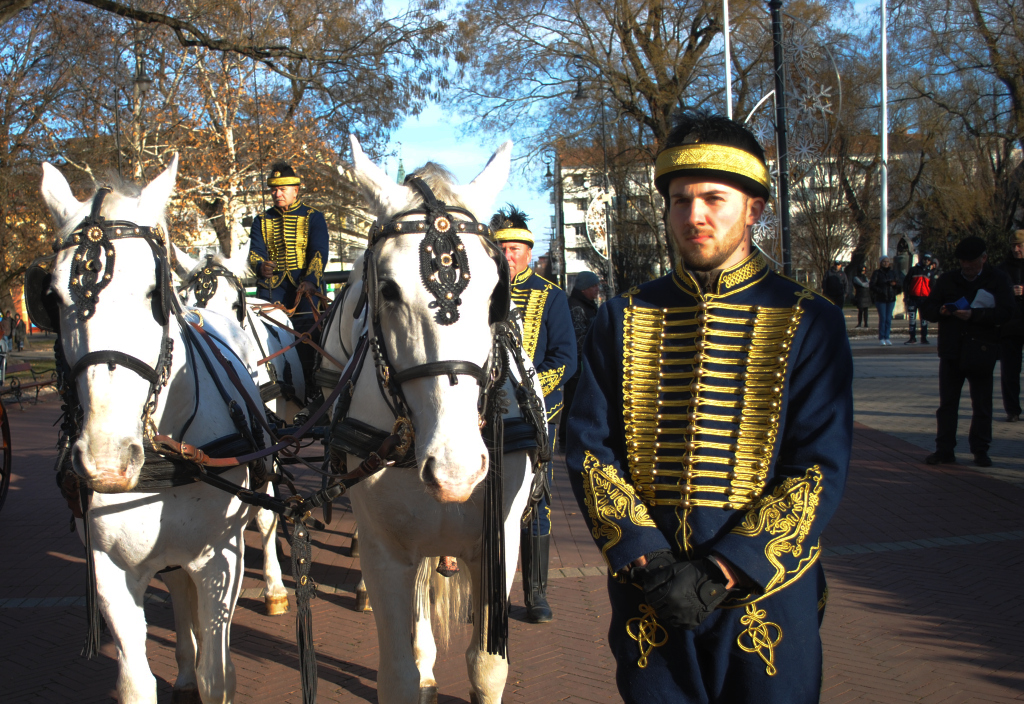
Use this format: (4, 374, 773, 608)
(414, 557, 471, 652)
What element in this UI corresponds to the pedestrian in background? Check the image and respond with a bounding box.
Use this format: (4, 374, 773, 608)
(921, 236, 1014, 467)
(999, 230, 1024, 422)
(559, 270, 600, 447)
(853, 265, 872, 328)
(903, 253, 933, 345)
(823, 260, 849, 306)
(870, 256, 899, 345)
(13, 314, 25, 352)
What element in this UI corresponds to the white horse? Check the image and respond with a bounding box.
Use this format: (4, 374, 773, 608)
(173, 248, 294, 616)
(319, 136, 539, 703)
(174, 247, 307, 423)
(41, 159, 268, 704)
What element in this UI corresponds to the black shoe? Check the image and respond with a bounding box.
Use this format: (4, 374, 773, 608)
(920, 337, 930, 344)
(925, 452, 956, 465)
(1007, 414, 1020, 423)
(521, 533, 553, 623)
(293, 389, 325, 426)
(904, 338, 917, 345)
(974, 453, 992, 467)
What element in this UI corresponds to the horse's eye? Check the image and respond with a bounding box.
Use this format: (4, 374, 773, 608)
(380, 280, 401, 302)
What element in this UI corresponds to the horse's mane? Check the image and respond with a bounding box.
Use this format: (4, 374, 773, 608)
(398, 162, 467, 212)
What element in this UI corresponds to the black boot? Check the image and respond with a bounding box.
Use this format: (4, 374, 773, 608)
(522, 533, 552, 623)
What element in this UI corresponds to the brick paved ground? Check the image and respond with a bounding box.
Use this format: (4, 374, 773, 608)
(1, 390, 1023, 703)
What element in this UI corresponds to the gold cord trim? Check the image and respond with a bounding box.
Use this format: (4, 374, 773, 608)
(737, 603, 782, 676)
(538, 365, 566, 396)
(626, 604, 668, 668)
(580, 451, 656, 568)
(512, 283, 551, 360)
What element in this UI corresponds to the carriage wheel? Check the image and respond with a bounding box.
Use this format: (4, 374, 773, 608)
(0, 399, 11, 513)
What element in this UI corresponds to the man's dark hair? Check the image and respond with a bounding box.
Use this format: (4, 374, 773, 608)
(656, 109, 769, 199)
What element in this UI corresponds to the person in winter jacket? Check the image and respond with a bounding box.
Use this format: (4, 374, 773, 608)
(559, 270, 601, 446)
(822, 260, 849, 306)
(852, 265, 872, 327)
(998, 230, 1024, 422)
(902, 253, 933, 344)
(870, 256, 899, 344)
(921, 236, 1015, 467)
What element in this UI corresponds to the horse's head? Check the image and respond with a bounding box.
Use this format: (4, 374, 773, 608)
(179, 248, 249, 323)
(41, 158, 179, 493)
(350, 135, 512, 503)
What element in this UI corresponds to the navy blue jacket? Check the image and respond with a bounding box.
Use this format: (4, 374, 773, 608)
(566, 250, 853, 597)
(511, 267, 577, 423)
(248, 201, 329, 290)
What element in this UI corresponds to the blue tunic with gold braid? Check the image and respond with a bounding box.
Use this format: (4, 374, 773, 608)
(247, 201, 329, 307)
(511, 266, 577, 425)
(566, 250, 852, 703)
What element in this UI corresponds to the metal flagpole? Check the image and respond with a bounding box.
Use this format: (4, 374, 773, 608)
(768, 0, 792, 276)
(724, 0, 733, 119)
(880, 0, 888, 258)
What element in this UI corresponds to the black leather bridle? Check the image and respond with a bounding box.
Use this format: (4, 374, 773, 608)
(179, 255, 247, 323)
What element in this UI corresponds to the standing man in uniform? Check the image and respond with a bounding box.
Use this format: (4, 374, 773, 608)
(248, 161, 329, 407)
(566, 110, 853, 703)
(492, 205, 576, 623)
(922, 236, 1015, 466)
(903, 253, 933, 344)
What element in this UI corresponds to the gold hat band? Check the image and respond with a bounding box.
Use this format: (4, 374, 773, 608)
(494, 227, 534, 245)
(655, 143, 770, 191)
(268, 176, 301, 187)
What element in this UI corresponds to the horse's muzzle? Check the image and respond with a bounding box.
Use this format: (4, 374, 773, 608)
(72, 435, 145, 493)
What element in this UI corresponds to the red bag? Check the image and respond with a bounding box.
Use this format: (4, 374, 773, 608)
(910, 275, 931, 298)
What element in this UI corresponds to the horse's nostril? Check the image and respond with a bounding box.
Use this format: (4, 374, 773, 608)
(423, 457, 438, 486)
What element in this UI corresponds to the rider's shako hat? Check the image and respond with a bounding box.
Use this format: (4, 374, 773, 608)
(491, 205, 534, 247)
(267, 161, 301, 188)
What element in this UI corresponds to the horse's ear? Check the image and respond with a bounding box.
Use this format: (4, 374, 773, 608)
(40, 162, 84, 231)
(140, 153, 179, 217)
(171, 243, 198, 277)
(451, 141, 512, 222)
(349, 134, 410, 218)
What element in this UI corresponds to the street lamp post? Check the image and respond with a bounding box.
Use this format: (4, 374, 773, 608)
(113, 55, 154, 181)
(768, 0, 793, 277)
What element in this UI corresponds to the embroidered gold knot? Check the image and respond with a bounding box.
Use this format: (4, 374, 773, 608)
(626, 603, 668, 668)
(737, 602, 783, 676)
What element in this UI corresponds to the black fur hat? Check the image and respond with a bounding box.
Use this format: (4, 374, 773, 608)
(491, 204, 533, 247)
(267, 161, 300, 188)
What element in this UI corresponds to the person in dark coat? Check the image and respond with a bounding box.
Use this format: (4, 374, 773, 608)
(998, 230, 1024, 422)
(566, 110, 852, 704)
(902, 253, 933, 344)
(852, 265, 872, 327)
(559, 269, 600, 446)
(921, 236, 1015, 466)
(822, 260, 848, 306)
(870, 256, 899, 344)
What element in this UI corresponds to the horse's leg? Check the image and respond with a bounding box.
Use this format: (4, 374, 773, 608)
(362, 547, 420, 704)
(255, 499, 288, 615)
(413, 559, 438, 703)
(351, 525, 360, 557)
(190, 535, 245, 704)
(162, 568, 202, 703)
(463, 553, 509, 704)
(93, 549, 157, 704)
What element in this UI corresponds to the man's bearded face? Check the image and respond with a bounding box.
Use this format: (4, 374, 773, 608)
(667, 177, 764, 272)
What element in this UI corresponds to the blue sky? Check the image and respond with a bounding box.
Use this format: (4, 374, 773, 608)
(385, 104, 553, 256)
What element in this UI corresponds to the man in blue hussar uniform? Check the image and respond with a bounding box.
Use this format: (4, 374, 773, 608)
(248, 161, 329, 404)
(566, 110, 853, 703)
(492, 205, 577, 623)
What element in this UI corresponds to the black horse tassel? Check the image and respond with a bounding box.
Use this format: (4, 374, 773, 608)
(292, 525, 318, 702)
(480, 406, 508, 658)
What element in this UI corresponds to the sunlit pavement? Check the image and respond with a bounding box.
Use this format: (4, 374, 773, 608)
(1, 362, 1023, 702)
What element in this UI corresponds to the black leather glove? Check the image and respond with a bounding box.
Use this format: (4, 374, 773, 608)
(632, 551, 732, 630)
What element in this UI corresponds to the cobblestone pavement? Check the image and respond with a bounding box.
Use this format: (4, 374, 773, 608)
(2, 361, 1023, 702)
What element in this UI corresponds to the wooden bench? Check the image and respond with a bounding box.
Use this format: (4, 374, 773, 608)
(0, 361, 58, 409)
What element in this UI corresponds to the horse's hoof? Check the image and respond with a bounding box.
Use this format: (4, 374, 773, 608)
(418, 685, 438, 704)
(170, 686, 202, 704)
(350, 535, 360, 557)
(265, 594, 289, 616)
(356, 589, 372, 612)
